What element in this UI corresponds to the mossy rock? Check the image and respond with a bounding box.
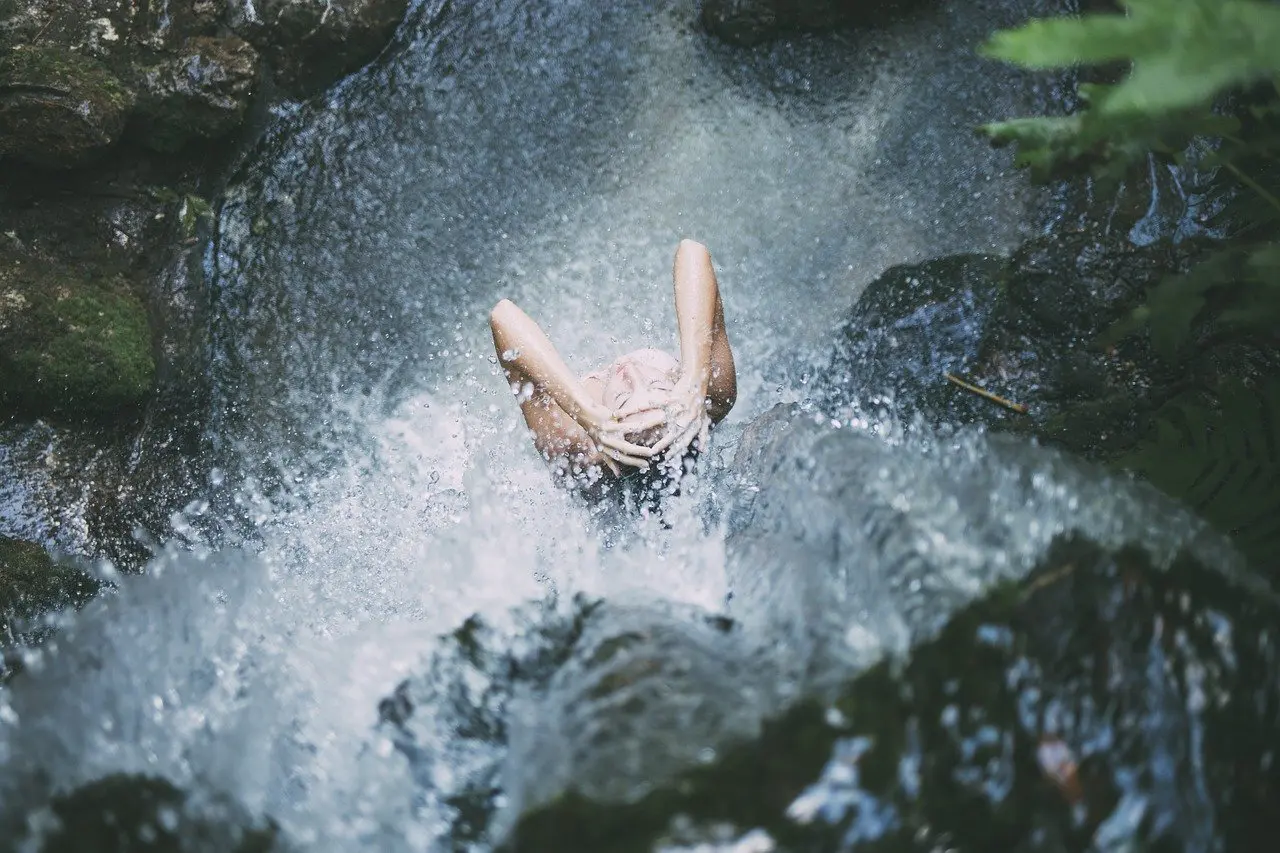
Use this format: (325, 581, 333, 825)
(0, 251, 155, 417)
(0, 45, 135, 168)
(0, 535, 98, 626)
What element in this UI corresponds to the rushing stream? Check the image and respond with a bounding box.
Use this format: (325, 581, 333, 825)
(4, 1, 1273, 851)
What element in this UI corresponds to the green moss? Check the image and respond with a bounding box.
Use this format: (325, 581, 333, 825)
(0, 254, 155, 417)
(0, 46, 135, 167)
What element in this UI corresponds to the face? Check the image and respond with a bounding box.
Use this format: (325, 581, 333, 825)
(599, 348, 678, 409)
(596, 349, 679, 446)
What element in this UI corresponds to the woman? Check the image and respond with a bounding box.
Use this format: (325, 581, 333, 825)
(490, 239, 736, 489)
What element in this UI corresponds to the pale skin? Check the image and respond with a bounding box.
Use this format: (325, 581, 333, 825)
(490, 239, 737, 480)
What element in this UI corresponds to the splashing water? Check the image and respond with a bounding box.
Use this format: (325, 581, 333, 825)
(2, 0, 1204, 849)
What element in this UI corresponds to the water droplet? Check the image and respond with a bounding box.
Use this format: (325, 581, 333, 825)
(157, 806, 180, 832)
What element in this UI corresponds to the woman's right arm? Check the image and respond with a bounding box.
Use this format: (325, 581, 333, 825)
(489, 299, 655, 471)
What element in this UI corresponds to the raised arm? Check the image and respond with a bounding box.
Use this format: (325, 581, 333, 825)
(672, 239, 736, 423)
(490, 299, 654, 472)
(628, 240, 737, 461)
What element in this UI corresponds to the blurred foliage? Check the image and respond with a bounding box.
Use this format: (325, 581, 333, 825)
(981, 0, 1280, 567)
(1116, 380, 1280, 567)
(981, 0, 1280, 356)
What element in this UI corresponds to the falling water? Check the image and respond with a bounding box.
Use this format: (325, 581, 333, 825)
(5, 0, 1227, 850)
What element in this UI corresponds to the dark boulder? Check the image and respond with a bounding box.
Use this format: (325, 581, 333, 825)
(381, 406, 1253, 850)
(30, 774, 280, 853)
(0, 45, 135, 169)
(814, 228, 1280, 571)
(816, 229, 1213, 435)
(701, 0, 928, 46)
(250, 0, 409, 97)
(490, 410, 1272, 851)
(131, 36, 259, 153)
(0, 534, 98, 627)
(502, 535, 1280, 852)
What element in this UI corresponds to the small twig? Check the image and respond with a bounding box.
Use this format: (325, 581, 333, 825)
(944, 372, 1029, 414)
(32, 9, 59, 44)
(1019, 561, 1076, 603)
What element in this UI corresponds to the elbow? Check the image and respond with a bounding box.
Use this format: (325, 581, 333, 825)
(677, 238, 709, 257)
(490, 298, 516, 330)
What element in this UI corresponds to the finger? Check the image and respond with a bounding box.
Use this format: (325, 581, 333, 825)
(615, 399, 665, 418)
(598, 433, 657, 457)
(648, 422, 688, 456)
(601, 409, 666, 434)
(671, 419, 701, 457)
(697, 419, 710, 452)
(601, 445, 649, 469)
(651, 417, 700, 457)
(597, 453, 620, 477)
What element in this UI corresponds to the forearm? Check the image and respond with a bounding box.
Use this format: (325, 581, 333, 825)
(521, 393, 600, 462)
(672, 240, 718, 395)
(707, 291, 737, 422)
(490, 299, 594, 420)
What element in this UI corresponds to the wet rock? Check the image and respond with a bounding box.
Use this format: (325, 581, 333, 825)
(0, 534, 98, 630)
(701, 0, 927, 46)
(131, 36, 259, 153)
(815, 229, 1280, 573)
(31, 774, 280, 853)
(0, 45, 135, 169)
(386, 406, 1245, 849)
(0, 246, 155, 417)
(502, 536, 1280, 852)
(818, 228, 1279, 455)
(252, 0, 409, 97)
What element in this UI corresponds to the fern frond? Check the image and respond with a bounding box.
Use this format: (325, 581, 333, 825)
(1118, 380, 1280, 567)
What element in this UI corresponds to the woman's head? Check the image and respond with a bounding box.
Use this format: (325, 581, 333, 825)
(585, 348, 680, 446)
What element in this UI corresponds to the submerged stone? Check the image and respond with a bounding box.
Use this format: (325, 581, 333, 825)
(0, 249, 155, 417)
(700, 0, 929, 46)
(0, 45, 135, 168)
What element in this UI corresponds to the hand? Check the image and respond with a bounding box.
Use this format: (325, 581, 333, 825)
(621, 382, 710, 462)
(575, 403, 661, 474)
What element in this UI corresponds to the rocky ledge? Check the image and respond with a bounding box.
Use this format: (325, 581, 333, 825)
(0, 0, 409, 422)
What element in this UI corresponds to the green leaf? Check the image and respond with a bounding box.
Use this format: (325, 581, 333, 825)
(1100, 243, 1279, 356)
(980, 13, 1151, 68)
(981, 0, 1280, 180)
